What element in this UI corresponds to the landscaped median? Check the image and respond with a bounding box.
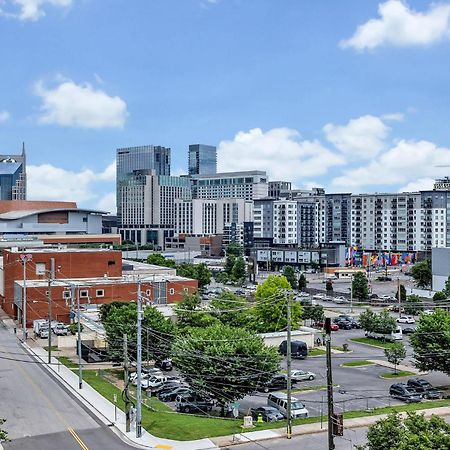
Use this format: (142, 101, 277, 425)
(379, 370, 415, 379)
(341, 360, 375, 367)
(350, 337, 397, 349)
(57, 357, 450, 441)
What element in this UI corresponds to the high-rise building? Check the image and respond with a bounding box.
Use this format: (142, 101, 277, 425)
(188, 144, 217, 176)
(191, 171, 268, 201)
(268, 181, 291, 198)
(0, 144, 26, 200)
(116, 145, 171, 224)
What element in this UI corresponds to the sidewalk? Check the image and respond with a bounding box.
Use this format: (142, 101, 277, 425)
(211, 406, 450, 448)
(22, 342, 217, 450)
(367, 359, 427, 375)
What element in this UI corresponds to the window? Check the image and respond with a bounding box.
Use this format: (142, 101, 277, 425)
(96, 289, 104, 298)
(36, 263, 46, 275)
(169, 288, 175, 295)
(146, 289, 151, 296)
(80, 290, 88, 298)
(63, 290, 71, 299)
(183, 287, 189, 293)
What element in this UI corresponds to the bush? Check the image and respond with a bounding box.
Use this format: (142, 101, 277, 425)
(69, 322, 84, 335)
(433, 291, 447, 302)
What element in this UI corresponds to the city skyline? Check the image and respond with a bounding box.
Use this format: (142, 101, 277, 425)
(1, 0, 450, 213)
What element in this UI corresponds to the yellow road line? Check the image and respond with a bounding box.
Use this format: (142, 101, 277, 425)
(155, 445, 173, 450)
(68, 427, 89, 450)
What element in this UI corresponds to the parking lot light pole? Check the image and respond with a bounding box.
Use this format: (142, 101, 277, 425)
(350, 273, 354, 314)
(47, 258, 55, 364)
(286, 291, 292, 439)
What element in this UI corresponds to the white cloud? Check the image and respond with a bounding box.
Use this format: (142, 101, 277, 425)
(34, 78, 128, 129)
(399, 177, 435, 192)
(332, 139, 450, 189)
(218, 127, 345, 181)
(0, 0, 72, 21)
(381, 112, 405, 121)
(340, 0, 450, 51)
(0, 110, 10, 122)
(97, 192, 116, 214)
(27, 161, 116, 212)
(323, 115, 390, 159)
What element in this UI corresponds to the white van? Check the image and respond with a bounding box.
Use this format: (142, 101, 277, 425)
(267, 392, 309, 419)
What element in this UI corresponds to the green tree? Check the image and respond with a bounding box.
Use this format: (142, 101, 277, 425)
(210, 291, 254, 329)
(357, 412, 450, 450)
(325, 280, 333, 293)
(173, 293, 219, 332)
(298, 273, 308, 291)
(359, 309, 378, 333)
(177, 263, 211, 288)
(433, 291, 447, 302)
(146, 253, 176, 268)
(302, 305, 324, 323)
(384, 342, 406, 374)
(253, 275, 304, 332)
(0, 418, 7, 442)
(442, 276, 450, 297)
(403, 295, 423, 315)
(359, 309, 396, 334)
(172, 324, 280, 412)
(224, 254, 236, 276)
(231, 256, 247, 283)
(395, 284, 407, 302)
(226, 242, 243, 257)
(99, 301, 129, 323)
(283, 266, 298, 290)
(410, 308, 450, 376)
(352, 272, 369, 299)
(104, 303, 176, 362)
(410, 259, 432, 289)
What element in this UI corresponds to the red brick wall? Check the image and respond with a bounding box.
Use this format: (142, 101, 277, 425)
(1, 249, 122, 318)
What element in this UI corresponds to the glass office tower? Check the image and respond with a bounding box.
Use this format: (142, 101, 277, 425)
(188, 144, 217, 176)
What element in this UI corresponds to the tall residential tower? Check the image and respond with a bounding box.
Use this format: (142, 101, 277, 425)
(188, 144, 217, 176)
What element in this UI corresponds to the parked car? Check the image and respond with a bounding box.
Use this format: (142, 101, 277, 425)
(53, 324, 68, 336)
(278, 340, 308, 359)
(38, 326, 49, 339)
(158, 386, 193, 402)
(155, 358, 173, 371)
(297, 292, 310, 298)
(175, 394, 214, 413)
(402, 327, 416, 335)
(335, 319, 352, 330)
(407, 378, 442, 399)
(290, 370, 315, 382)
(316, 322, 339, 331)
(397, 316, 415, 324)
(313, 293, 327, 300)
(389, 383, 422, 403)
(235, 288, 245, 296)
(258, 375, 288, 393)
(152, 381, 182, 394)
(422, 309, 434, 315)
(129, 368, 162, 382)
(249, 406, 284, 422)
(333, 296, 349, 304)
(380, 294, 395, 302)
(267, 392, 309, 419)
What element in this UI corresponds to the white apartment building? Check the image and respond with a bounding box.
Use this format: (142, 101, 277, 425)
(174, 198, 253, 236)
(190, 171, 268, 201)
(273, 200, 298, 245)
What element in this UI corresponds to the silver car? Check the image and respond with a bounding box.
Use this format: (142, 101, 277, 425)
(291, 369, 316, 382)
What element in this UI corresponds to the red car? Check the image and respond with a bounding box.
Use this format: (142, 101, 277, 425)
(315, 322, 339, 331)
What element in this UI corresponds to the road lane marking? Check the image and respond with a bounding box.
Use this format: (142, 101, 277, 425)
(68, 427, 89, 450)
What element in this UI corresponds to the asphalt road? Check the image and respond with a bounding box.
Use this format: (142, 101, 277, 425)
(0, 325, 131, 450)
(223, 416, 450, 450)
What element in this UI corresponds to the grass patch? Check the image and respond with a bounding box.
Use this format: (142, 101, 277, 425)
(57, 356, 78, 369)
(380, 371, 415, 379)
(342, 360, 374, 367)
(332, 345, 351, 352)
(350, 337, 397, 349)
(309, 348, 326, 356)
(43, 346, 59, 352)
(81, 370, 450, 440)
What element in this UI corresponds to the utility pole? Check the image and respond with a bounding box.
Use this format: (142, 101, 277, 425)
(123, 333, 131, 433)
(397, 278, 402, 319)
(20, 253, 32, 340)
(350, 273, 354, 314)
(47, 258, 55, 364)
(325, 317, 335, 450)
(136, 279, 142, 438)
(286, 291, 292, 439)
(75, 284, 83, 389)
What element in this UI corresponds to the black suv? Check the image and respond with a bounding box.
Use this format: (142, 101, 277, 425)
(407, 379, 442, 399)
(389, 383, 422, 403)
(335, 319, 352, 330)
(259, 375, 288, 393)
(155, 358, 173, 371)
(175, 394, 214, 413)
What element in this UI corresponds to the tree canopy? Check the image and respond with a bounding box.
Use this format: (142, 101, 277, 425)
(225, 242, 243, 257)
(172, 324, 280, 408)
(253, 275, 303, 332)
(410, 259, 432, 289)
(173, 293, 219, 332)
(357, 412, 450, 450)
(282, 266, 298, 290)
(210, 290, 253, 329)
(410, 308, 450, 376)
(146, 253, 176, 268)
(403, 295, 423, 315)
(359, 309, 396, 334)
(352, 272, 369, 299)
(298, 273, 308, 291)
(177, 262, 211, 288)
(384, 342, 406, 373)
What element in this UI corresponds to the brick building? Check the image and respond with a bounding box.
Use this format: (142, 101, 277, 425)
(0, 248, 197, 325)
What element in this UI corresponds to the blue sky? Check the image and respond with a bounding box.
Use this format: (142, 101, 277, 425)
(1, 0, 450, 213)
